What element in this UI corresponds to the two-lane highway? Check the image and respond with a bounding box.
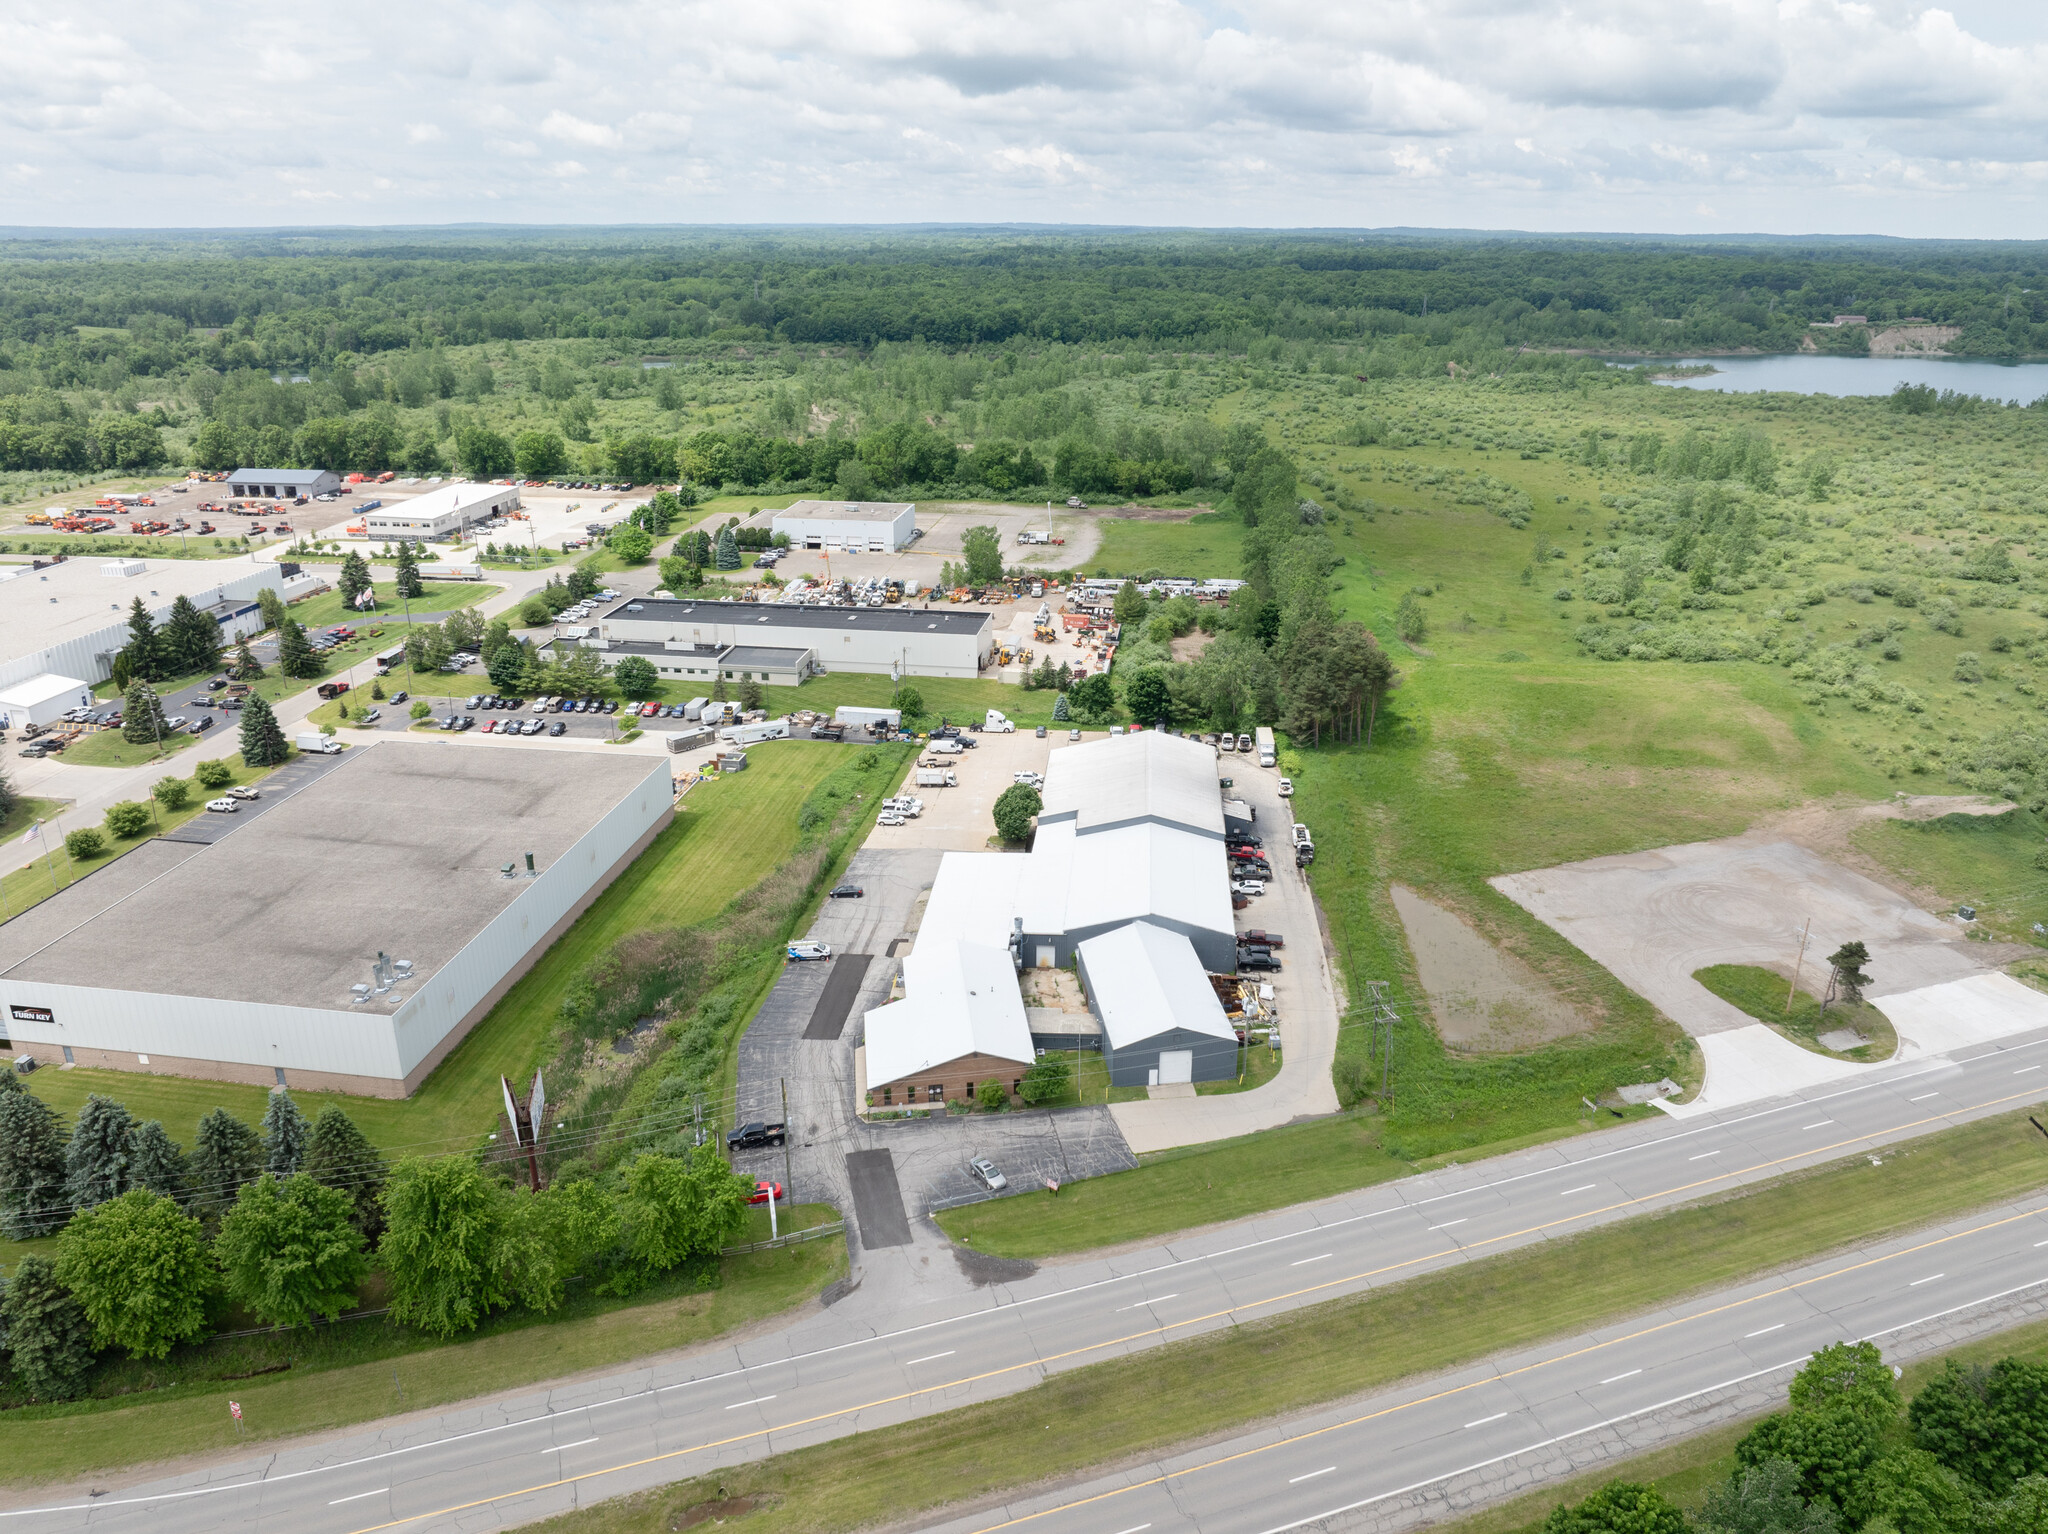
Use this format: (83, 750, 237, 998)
(13, 1029, 2048, 1534)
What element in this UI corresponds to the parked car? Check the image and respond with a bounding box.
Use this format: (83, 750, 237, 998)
(1291, 823, 1314, 849)
(1237, 946, 1282, 972)
(748, 1180, 785, 1205)
(786, 940, 831, 961)
(193, 716, 214, 732)
(390, 690, 409, 704)
(968, 1157, 1008, 1191)
(1231, 879, 1267, 897)
(876, 811, 906, 826)
(548, 721, 567, 736)
(727, 1121, 787, 1149)
(1277, 777, 1294, 797)
(829, 884, 865, 899)
(1236, 734, 1254, 753)
(1068, 728, 1081, 741)
(204, 797, 239, 813)
(225, 785, 260, 800)
(1239, 929, 1285, 949)
(1035, 724, 1047, 738)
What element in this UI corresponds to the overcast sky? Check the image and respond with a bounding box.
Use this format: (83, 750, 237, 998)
(2, 0, 2043, 237)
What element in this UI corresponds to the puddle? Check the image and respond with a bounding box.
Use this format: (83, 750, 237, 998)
(1390, 885, 1591, 1050)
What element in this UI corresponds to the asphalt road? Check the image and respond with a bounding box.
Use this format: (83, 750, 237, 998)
(15, 1027, 2048, 1534)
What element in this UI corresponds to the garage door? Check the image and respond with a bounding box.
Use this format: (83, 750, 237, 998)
(1159, 1049, 1193, 1085)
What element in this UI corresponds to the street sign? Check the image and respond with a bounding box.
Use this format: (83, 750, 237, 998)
(229, 1401, 242, 1421)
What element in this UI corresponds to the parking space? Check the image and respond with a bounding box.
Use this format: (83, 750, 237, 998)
(157, 748, 353, 843)
(868, 726, 1080, 852)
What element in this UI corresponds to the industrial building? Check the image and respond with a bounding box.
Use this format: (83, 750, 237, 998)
(862, 731, 1238, 1104)
(0, 557, 284, 691)
(554, 636, 818, 687)
(229, 467, 341, 500)
(361, 482, 522, 542)
(591, 598, 993, 679)
(0, 742, 671, 1097)
(768, 499, 917, 553)
(0, 673, 92, 731)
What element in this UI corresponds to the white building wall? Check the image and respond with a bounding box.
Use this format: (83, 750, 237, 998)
(364, 485, 523, 541)
(771, 505, 916, 551)
(0, 565, 284, 691)
(603, 610, 990, 679)
(0, 756, 670, 1085)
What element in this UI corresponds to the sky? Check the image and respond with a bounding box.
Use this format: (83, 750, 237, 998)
(1, 0, 2044, 237)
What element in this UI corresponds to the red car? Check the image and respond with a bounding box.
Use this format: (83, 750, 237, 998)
(749, 1180, 785, 1205)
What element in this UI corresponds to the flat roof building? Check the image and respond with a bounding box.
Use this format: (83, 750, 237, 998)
(0, 741, 671, 1097)
(596, 597, 992, 679)
(768, 500, 917, 553)
(0, 673, 90, 731)
(362, 483, 522, 542)
(230, 467, 341, 500)
(554, 636, 817, 688)
(0, 557, 283, 690)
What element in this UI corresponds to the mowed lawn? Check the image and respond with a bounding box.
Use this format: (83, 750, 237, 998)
(9, 742, 845, 1220)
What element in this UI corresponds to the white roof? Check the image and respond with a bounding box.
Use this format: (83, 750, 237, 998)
(1037, 730, 1222, 839)
(364, 482, 511, 520)
(0, 673, 87, 709)
(864, 853, 1035, 1086)
(772, 499, 914, 523)
(1078, 922, 1236, 1048)
(1018, 816, 1233, 942)
(0, 557, 267, 671)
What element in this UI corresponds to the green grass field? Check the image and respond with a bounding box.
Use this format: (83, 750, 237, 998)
(1694, 963, 1897, 1063)
(516, 1103, 2048, 1534)
(0, 742, 851, 1271)
(0, 796, 65, 842)
(1852, 807, 2048, 935)
(286, 579, 498, 633)
(1084, 511, 1244, 579)
(55, 724, 205, 767)
(0, 533, 249, 561)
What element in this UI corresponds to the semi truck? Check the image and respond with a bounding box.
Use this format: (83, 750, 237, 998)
(1255, 726, 1276, 767)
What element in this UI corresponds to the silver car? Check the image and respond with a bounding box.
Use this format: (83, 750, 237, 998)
(968, 1157, 1007, 1191)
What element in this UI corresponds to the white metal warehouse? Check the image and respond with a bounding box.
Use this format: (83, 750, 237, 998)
(594, 597, 993, 679)
(0, 741, 671, 1097)
(768, 499, 917, 553)
(229, 466, 341, 499)
(362, 482, 522, 542)
(0, 557, 284, 690)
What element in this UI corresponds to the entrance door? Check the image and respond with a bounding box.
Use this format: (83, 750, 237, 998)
(1035, 946, 1055, 969)
(1159, 1049, 1194, 1085)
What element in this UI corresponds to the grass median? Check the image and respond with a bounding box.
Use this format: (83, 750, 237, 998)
(515, 1101, 2048, 1534)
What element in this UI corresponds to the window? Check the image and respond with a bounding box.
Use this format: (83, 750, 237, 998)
(882, 1085, 893, 1104)
(928, 1084, 943, 1102)
(965, 1081, 974, 1099)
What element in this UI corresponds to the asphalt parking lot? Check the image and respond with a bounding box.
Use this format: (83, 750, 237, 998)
(157, 748, 353, 843)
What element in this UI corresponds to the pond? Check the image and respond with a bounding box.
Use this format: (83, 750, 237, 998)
(1643, 353, 2048, 405)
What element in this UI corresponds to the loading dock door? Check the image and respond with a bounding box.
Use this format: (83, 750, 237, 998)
(1159, 1049, 1194, 1085)
(1036, 946, 1055, 968)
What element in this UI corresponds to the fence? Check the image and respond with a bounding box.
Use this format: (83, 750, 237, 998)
(721, 1218, 845, 1256)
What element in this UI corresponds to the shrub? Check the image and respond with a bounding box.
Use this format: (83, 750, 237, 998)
(410, 699, 432, 720)
(193, 759, 233, 789)
(104, 801, 151, 839)
(150, 775, 190, 811)
(64, 828, 106, 860)
(977, 1078, 1008, 1112)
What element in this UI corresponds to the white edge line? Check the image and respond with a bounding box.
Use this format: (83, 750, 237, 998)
(13, 1043, 2048, 1520)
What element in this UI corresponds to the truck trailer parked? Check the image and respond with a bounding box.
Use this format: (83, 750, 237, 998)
(1255, 726, 1276, 767)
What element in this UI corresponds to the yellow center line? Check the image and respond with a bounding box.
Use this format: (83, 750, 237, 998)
(347, 1088, 2042, 1534)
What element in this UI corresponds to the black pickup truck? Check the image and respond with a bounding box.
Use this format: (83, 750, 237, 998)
(727, 1121, 787, 1150)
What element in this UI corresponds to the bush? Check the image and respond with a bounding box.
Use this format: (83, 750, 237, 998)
(64, 828, 106, 860)
(993, 783, 1042, 844)
(410, 699, 432, 720)
(977, 1078, 1008, 1112)
(104, 801, 151, 839)
(895, 685, 924, 721)
(193, 759, 233, 790)
(150, 775, 190, 811)
(613, 656, 658, 697)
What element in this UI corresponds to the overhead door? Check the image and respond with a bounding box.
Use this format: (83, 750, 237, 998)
(1159, 1049, 1194, 1085)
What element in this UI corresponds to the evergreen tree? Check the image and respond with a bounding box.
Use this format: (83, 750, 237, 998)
(711, 672, 727, 703)
(0, 1085, 68, 1238)
(121, 679, 167, 745)
(393, 541, 424, 599)
(162, 595, 223, 674)
(262, 1091, 310, 1177)
(0, 1256, 96, 1401)
(233, 636, 266, 680)
(129, 1121, 187, 1202)
(187, 1107, 263, 1222)
(304, 1105, 388, 1239)
(121, 596, 164, 681)
(238, 692, 289, 766)
(275, 618, 320, 679)
(64, 1094, 136, 1210)
(714, 525, 741, 569)
(337, 551, 373, 608)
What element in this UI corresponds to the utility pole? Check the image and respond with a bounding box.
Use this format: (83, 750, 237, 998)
(1786, 918, 1812, 1014)
(780, 1077, 793, 1207)
(1366, 982, 1399, 1101)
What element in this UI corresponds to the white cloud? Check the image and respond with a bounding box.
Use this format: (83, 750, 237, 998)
(0, 0, 2039, 232)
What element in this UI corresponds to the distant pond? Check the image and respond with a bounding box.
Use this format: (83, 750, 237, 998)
(1640, 354, 2048, 405)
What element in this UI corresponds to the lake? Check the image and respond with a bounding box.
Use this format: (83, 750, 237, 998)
(1644, 354, 2048, 405)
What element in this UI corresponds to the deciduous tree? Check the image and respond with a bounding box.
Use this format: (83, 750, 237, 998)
(215, 1173, 370, 1327)
(992, 783, 1041, 844)
(614, 1147, 750, 1289)
(54, 1190, 213, 1359)
(379, 1156, 506, 1337)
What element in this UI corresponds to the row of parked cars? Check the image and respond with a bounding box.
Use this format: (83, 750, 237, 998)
(876, 795, 924, 827)
(443, 714, 569, 736)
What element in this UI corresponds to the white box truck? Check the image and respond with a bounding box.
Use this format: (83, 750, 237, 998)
(914, 767, 957, 788)
(683, 697, 709, 721)
(718, 718, 790, 746)
(295, 733, 344, 756)
(984, 709, 1015, 733)
(1255, 726, 1276, 767)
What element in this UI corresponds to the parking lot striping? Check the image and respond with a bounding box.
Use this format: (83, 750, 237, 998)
(552, 1438, 600, 1451)
(1559, 1184, 1597, 1196)
(1289, 1468, 1336, 1484)
(31, 1060, 2048, 1525)
(1600, 1370, 1642, 1385)
(723, 1396, 775, 1410)
(1116, 1295, 1178, 1310)
(1690, 1151, 1721, 1160)
(1464, 1413, 1507, 1428)
(329, 1490, 388, 1506)
(1909, 1274, 1944, 1286)
(1746, 1324, 1786, 1338)
(906, 1352, 957, 1365)
(1910, 1094, 1940, 1102)
(1291, 1255, 1333, 1267)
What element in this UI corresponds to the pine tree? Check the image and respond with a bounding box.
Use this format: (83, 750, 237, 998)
(233, 637, 266, 680)
(0, 1256, 96, 1401)
(64, 1094, 136, 1210)
(129, 1121, 188, 1202)
(122, 596, 163, 681)
(714, 525, 741, 569)
(162, 594, 223, 675)
(239, 691, 289, 766)
(303, 1106, 388, 1239)
(393, 541, 424, 599)
(262, 1092, 310, 1177)
(276, 618, 320, 679)
(711, 672, 728, 703)
(1052, 690, 1071, 723)
(337, 551, 373, 608)
(0, 1086, 68, 1238)
(121, 679, 167, 745)
(187, 1108, 262, 1223)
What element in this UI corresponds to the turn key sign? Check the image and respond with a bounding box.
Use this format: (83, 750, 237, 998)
(8, 1005, 53, 1025)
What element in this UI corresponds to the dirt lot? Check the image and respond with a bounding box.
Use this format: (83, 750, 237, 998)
(729, 501, 1101, 586)
(1390, 885, 1590, 1051)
